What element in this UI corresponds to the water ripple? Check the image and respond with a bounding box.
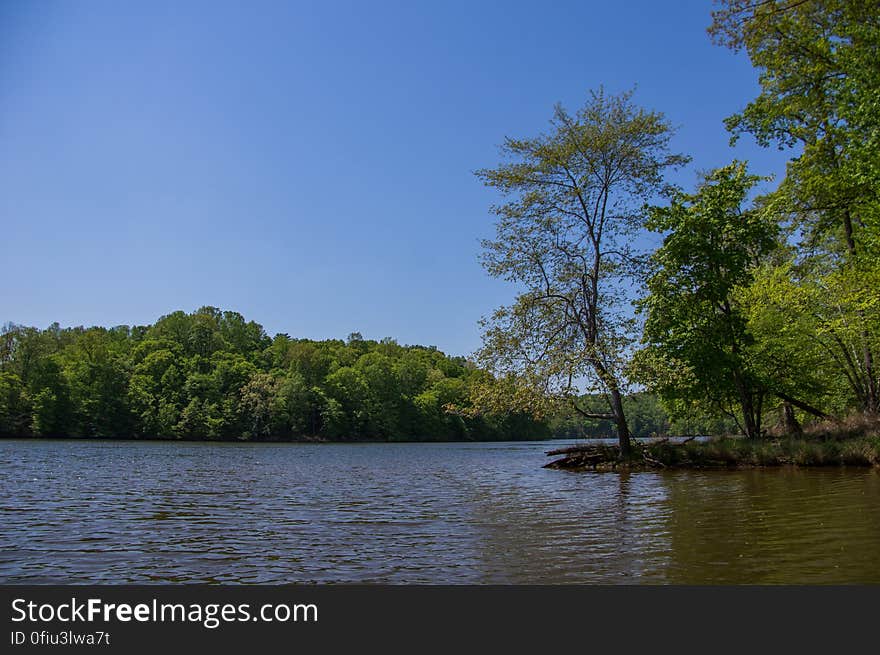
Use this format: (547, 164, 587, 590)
(1, 439, 879, 583)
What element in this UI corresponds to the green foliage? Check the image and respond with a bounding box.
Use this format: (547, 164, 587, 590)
(474, 88, 687, 451)
(0, 372, 28, 435)
(710, 0, 880, 412)
(738, 260, 877, 416)
(636, 162, 779, 438)
(0, 308, 545, 442)
(709, 1, 880, 252)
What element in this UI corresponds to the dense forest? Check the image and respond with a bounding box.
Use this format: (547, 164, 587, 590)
(0, 308, 549, 441)
(0, 309, 724, 442)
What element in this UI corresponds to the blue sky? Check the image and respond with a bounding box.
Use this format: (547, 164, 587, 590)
(0, 0, 789, 356)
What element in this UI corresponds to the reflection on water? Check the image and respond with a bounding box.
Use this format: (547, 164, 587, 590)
(1, 439, 878, 583)
(660, 470, 880, 583)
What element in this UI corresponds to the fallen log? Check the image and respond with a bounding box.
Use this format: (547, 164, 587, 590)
(543, 453, 605, 469)
(545, 444, 608, 456)
(641, 453, 667, 468)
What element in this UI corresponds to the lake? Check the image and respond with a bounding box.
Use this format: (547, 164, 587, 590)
(1, 439, 879, 584)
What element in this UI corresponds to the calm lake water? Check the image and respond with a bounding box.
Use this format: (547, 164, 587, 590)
(1, 439, 879, 584)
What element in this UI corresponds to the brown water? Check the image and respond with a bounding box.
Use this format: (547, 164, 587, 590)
(1, 439, 878, 584)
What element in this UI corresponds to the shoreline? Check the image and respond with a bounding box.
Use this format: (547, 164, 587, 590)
(0, 434, 566, 445)
(545, 436, 880, 471)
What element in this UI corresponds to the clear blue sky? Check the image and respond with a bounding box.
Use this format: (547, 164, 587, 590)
(0, 0, 789, 356)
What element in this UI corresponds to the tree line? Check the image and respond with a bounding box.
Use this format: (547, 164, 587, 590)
(0, 307, 548, 441)
(473, 0, 880, 452)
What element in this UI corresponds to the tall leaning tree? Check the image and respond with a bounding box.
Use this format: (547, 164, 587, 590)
(473, 89, 687, 455)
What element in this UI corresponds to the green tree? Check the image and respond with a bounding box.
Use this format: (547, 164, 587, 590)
(356, 352, 402, 438)
(61, 328, 134, 437)
(324, 366, 372, 438)
(474, 89, 687, 454)
(637, 163, 779, 438)
(709, 0, 880, 410)
(238, 372, 281, 439)
(127, 342, 186, 436)
(0, 372, 28, 436)
(738, 261, 866, 420)
(28, 358, 74, 436)
(272, 371, 318, 436)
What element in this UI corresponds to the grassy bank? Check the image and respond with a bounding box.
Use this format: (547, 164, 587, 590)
(545, 429, 880, 471)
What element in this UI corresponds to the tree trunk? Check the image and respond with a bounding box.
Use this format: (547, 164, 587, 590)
(741, 397, 759, 439)
(783, 402, 802, 437)
(589, 354, 632, 456)
(608, 387, 632, 456)
(843, 210, 878, 413)
(736, 379, 762, 439)
(863, 347, 878, 413)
